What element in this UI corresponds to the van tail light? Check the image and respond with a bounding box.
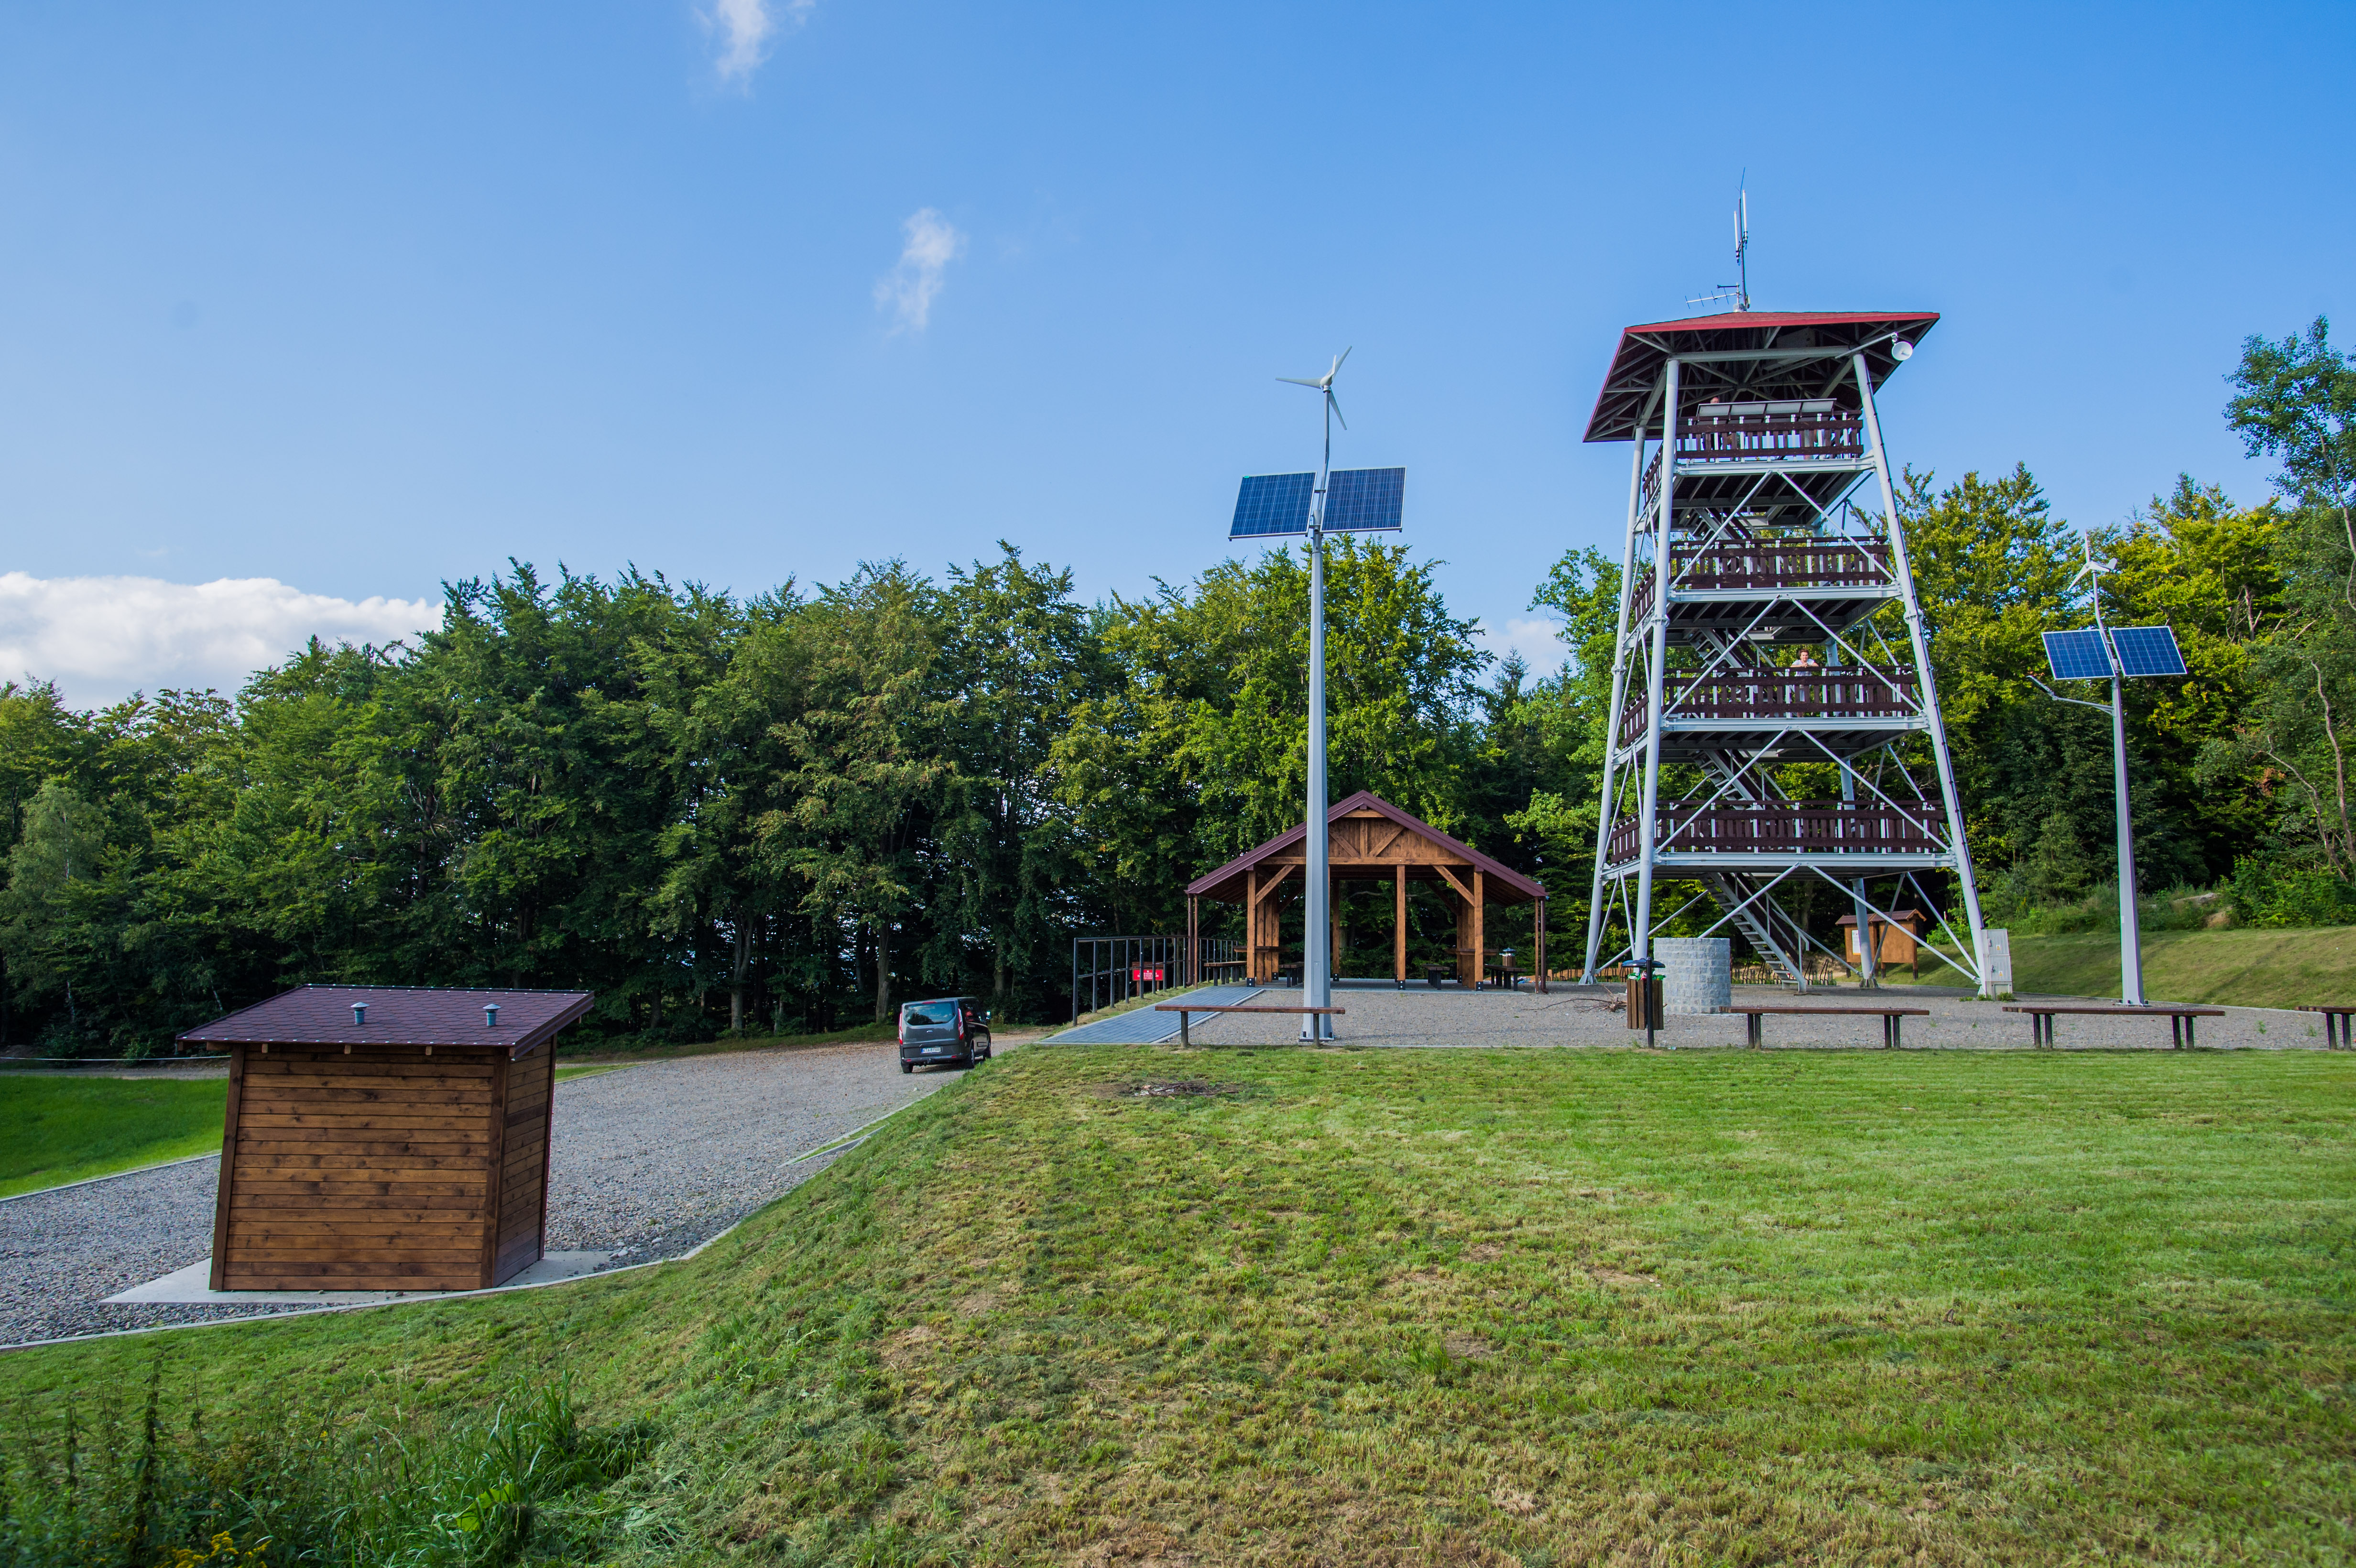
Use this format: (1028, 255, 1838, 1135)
(897, 1018, 905, 1044)
(954, 1013, 965, 1038)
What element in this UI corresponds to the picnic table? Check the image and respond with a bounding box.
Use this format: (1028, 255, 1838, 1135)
(2002, 1003, 2225, 1048)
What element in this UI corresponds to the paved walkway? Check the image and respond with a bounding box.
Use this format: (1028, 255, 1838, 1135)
(1050, 985, 1264, 1044)
(0, 1037, 1002, 1347)
(1168, 980, 2338, 1052)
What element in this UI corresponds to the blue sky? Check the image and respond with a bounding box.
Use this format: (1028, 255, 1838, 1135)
(2, 1, 2350, 703)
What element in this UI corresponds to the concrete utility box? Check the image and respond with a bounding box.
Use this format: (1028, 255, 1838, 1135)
(179, 984, 593, 1292)
(1655, 936, 1732, 1014)
(1980, 929, 2013, 993)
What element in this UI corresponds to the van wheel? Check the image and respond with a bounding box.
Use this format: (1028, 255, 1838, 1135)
(901, 1062, 914, 1074)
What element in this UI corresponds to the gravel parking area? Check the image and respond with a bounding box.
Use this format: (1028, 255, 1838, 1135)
(0, 1037, 1001, 1347)
(1179, 980, 2338, 1051)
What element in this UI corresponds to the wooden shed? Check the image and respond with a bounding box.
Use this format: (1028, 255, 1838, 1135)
(1837, 908, 1928, 968)
(179, 984, 594, 1292)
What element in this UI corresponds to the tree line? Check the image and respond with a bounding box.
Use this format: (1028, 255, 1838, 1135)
(2, 322, 2347, 1052)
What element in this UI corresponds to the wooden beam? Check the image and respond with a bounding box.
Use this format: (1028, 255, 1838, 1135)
(1251, 862, 1297, 906)
(1454, 885, 1474, 986)
(1536, 898, 1548, 994)
(1394, 864, 1407, 984)
(1473, 868, 1486, 991)
(1431, 863, 1475, 907)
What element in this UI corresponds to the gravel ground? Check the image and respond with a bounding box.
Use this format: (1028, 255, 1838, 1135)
(1182, 979, 2345, 1051)
(0, 1037, 1002, 1347)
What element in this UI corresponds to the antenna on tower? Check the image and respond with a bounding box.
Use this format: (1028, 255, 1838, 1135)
(1685, 176, 1752, 312)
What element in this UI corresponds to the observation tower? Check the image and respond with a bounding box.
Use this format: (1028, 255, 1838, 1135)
(1576, 310, 1993, 996)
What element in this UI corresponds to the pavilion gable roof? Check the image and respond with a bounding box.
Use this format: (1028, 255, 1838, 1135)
(1185, 790, 1546, 903)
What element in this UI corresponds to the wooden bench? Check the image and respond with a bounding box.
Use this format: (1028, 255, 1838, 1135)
(1153, 1002, 1345, 1045)
(1730, 1004, 1931, 1050)
(2297, 1005, 2356, 1048)
(2003, 1003, 2225, 1049)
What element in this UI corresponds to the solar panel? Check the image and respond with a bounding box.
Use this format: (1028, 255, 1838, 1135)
(2111, 625, 2188, 678)
(2042, 628, 2112, 681)
(1323, 467, 1406, 532)
(1230, 472, 1316, 537)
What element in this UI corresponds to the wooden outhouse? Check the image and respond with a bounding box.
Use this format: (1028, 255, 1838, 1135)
(1837, 908, 1927, 969)
(179, 984, 594, 1292)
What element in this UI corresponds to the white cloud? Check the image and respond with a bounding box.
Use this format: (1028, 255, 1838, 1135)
(1478, 617, 1569, 675)
(873, 208, 967, 331)
(0, 573, 440, 708)
(703, 0, 811, 85)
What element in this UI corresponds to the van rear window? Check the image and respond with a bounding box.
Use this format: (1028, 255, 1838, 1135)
(902, 1006, 953, 1026)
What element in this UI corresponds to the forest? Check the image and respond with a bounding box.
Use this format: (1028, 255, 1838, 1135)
(2, 322, 2349, 1052)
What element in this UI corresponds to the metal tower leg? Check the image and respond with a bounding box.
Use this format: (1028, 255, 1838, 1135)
(1853, 353, 1990, 997)
(1841, 756, 1877, 989)
(1630, 360, 1680, 970)
(1583, 425, 1652, 982)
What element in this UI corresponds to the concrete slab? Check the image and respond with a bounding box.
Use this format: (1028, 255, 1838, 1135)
(1050, 986, 1264, 1044)
(106, 1250, 614, 1306)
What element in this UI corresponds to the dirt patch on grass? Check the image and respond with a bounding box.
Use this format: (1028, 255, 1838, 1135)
(1089, 1078, 1243, 1100)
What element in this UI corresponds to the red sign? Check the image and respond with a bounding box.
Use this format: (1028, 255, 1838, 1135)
(1131, 965, 1165, 984)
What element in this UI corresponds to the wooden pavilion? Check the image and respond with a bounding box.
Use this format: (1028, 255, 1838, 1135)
(1185, 791, 1549, 991)
(180, 984, 594, 1292)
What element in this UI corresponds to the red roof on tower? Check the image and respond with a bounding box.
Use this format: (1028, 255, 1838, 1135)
(1582, 309, 1940, 443)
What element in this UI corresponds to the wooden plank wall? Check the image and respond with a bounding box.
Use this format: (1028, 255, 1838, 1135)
(218, 1044, 502, 1291)
(493, 1048, 552, 1284)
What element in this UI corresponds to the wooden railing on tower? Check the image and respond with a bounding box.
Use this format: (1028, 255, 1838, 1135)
(1605, 802, 1941, 863)
(1617, 666, 1918, 746)
(1627, 536, 1891, 621)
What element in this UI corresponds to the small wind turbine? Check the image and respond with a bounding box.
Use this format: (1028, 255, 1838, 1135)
(1279, 348, 1350, 439)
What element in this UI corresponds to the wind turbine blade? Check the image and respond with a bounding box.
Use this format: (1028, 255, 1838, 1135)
(1327, 391, 1346, 429)
(1333, 347, 1352, 376)
(1277, 376, 1323, 388)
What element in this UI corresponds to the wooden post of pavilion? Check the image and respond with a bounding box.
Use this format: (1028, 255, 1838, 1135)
(1472, 868, 1486, 988)
(1393, 864, 1407, 986)
(1535, 898, 1548, 993)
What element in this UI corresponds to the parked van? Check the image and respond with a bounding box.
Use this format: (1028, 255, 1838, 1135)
(899, 997, 992, 1073)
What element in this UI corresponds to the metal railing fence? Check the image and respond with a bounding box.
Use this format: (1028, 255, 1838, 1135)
(1069, 935, 1242, 1024)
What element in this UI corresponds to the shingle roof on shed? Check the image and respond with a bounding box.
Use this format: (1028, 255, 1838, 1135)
(178, 984, 595, 1058)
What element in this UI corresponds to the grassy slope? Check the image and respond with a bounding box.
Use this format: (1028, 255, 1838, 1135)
(2011, 924, 2356, 1008)
(3, 1046, 2353, 1564)
(0, 1077, 227, 1198)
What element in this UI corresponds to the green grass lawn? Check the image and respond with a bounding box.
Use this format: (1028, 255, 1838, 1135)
(3, 1045, 2352, 1563)
(2008, 924, 2356, 1008)
(0, 1076, 228, 1198)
